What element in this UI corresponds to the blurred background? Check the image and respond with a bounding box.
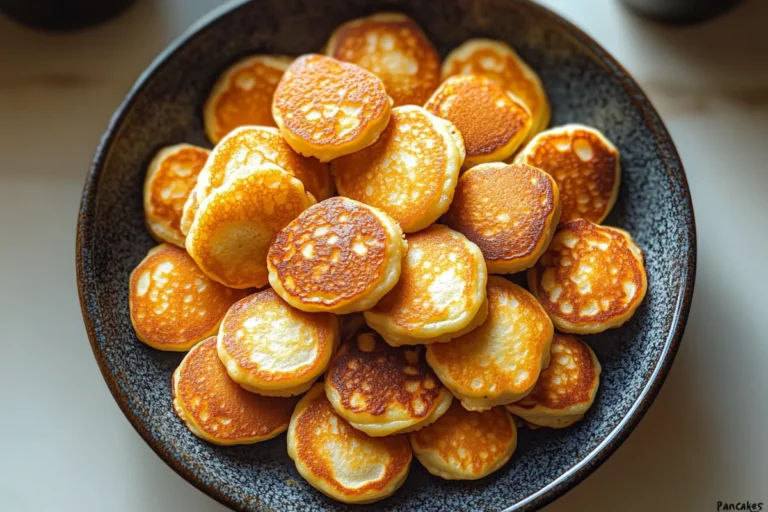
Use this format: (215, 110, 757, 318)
(0, 0, 766, 510)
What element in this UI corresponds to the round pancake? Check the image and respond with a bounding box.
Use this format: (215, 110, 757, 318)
(445, 162, 561, 274)
(203, 55, 292, 144)
(217, 289, 339, 397)
(287, 383, 412, 504)
(172, 337, 297, 445)
(408, 402, 517, 480)
(272, 54, 393, 162)
(325, 12, 441, 107)
(426, 276, 553, 411)
(515, 124, 620, 224)
(143, 144, 210, 247)
(186, 163, 312, 289)
(364, 224, 488, 346)
(425, 74, 532, 168)
(331, 105, 463, 232)
(442, 38, 550, 138)
(129, 244, 247, 351)
(324, 332, 453, 437)
(267, 197, 407, 314)
(506, 332, 601, 428)
(180, 125, 332, 235)
(527, 219, 647, 334)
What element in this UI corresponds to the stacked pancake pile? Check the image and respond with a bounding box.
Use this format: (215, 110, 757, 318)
(130, 12, 647, 504)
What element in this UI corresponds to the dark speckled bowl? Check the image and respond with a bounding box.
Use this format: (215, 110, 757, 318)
(76, 0, 696, 510)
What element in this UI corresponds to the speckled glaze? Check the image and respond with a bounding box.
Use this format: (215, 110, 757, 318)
(76, 1, 696, 511)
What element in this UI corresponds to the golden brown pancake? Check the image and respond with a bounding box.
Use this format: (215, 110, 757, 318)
(186, 163, 312, 289)
(408, 402, 517, 480)
(445, 162, 561, 274)
(267, 197, 407, 314)
(272, 54, 393, 162)
(324, 332, 453, 436)
(427, 276, 553, 411)
(425, 74, 532, 168)
(180, 126, 332, 235)
(143, 144, 209, 247)
(364, 224, 488, 346)
(217, 289, 339, 396)
(506, 332, 601, 428)
(325, 12, 441, 106)
(515, 124, 620, 224)
(129, 244, 246, 351)
(203, 55, 292, 144)
(172, 337, 298, 445)
(287, 383, 412, 504)
(528, 219, 647, 334)
(331, 105, 464, 232)
(442, 39, 551, 138)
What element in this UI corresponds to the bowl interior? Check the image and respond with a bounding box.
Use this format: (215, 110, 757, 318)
(77, 0, 695, 510)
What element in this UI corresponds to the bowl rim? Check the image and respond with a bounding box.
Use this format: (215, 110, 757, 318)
(76, 1, 697, 510)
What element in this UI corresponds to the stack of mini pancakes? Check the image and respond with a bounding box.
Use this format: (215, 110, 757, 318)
(131, 12, 648, 505)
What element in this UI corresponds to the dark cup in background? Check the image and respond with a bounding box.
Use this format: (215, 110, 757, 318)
(1, 0, 135, 31)
(620, 0, 742, 24)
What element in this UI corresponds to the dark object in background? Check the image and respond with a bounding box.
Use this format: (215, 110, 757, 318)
(620, 0, 741, 24)
(1, 0, 134, 31)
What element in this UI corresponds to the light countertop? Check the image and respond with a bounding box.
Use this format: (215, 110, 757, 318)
(1, 0, 766, 510)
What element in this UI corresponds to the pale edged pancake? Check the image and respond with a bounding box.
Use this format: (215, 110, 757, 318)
(527, 219, 647, 334)
(324, 332, 453, 437)
(217, 289, 339, 397)
(272, 54, 393, 162)
(506, 332, 601, 428)
(515, 124, 620, 224)
(364, 224, 488, 346)
(442, 38, 551, 138)
(267, 197, 407, 314)
(172, 337, 297, 445)
(129, 244, 247, 351)
(425, 74, 532, 168)
(287, 383, 412, 504)
(331, 105, 463, 232)
(203, 55, 292, 144)
(408, 402, 517, 480)
(180, 125, 332, 235)
(186, 163, 312, 289)
(426, 276, 553, 411)
(143, 144, 210, 247)
(445, 162, 561, 274)
(325, 12, 441, 107)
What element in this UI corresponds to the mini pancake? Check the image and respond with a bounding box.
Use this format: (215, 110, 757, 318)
(425, 74, 533, 168)
(331, 105, 463, 232)
(527, 219, 647, 334)
(426, 276, 553, 411)
(364, 224, 488, 346)
(287, 383, 412, 504)
(445, 162, 561, 274)
(515, 124, 620, 224)
(506, 333, 601, 428)
(272, 54, 393, 162)
(408, 402, 517, 480)
(324, 332, 453, 437)
(203, 55, 292, 144)
(129, 244, 247, 351)
(143, 144, 210, 247)
(267, 197, 407, 314)
(186, 163, 312, 289)
(180, 125, 332, 235)
(325, 12, 441, 107)
(442, 38, 550, 138)
(217, 289, 339, 397)
(172, 337, 297, 445)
